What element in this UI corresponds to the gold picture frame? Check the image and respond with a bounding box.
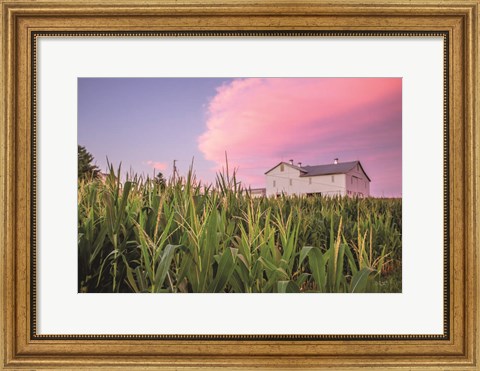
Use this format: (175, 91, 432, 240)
(1, 0, 478, 369)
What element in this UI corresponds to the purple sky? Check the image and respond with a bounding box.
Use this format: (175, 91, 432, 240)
(78, 78, 402, 197)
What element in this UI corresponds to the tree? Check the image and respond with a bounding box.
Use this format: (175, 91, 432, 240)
(154, 172, 166, 189)
(78, 145, 100, 180)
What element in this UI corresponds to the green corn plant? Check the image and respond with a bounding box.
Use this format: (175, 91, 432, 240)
(78, 162, 402, 293)
(298, 216, 375, 293)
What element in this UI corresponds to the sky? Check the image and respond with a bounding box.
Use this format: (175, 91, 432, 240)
(78, 78, 402, 197)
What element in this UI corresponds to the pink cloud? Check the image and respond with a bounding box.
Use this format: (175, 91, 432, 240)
(198, 78, 402, 196)
(146, 161, 168, 171)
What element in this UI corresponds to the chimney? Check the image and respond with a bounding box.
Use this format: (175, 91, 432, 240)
(289, 159, 294, 165)
(334, 158, 338, 164)
(297, 162, 302, 167)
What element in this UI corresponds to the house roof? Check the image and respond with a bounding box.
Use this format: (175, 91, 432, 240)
(264, 162, 307, 175)
(301, 161, 371, 181)
(265, 160, 371, 181)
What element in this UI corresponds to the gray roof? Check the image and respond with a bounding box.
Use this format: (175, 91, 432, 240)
(300, 161, 371, 181)
(265, 160, 371, 181)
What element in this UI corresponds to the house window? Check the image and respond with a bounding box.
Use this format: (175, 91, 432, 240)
(273, 180, 276, 187)
(289, 179, 292, 186)
(309, 177, 312, 184)
(331, 175, 334, 182)
(280, 164, 284, 172)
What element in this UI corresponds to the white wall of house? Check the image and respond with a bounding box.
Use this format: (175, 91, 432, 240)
(265, 164, 346, 197)
(345, 164, 370, 197)
(248, 188, 267, 198)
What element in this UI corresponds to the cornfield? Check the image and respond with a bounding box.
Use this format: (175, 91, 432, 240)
(78, 165, 402, 293)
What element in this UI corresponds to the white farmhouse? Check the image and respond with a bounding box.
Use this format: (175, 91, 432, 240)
(265, 159, 370, 197)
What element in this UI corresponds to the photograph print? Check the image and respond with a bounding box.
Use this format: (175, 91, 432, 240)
(78, 77, 402, 293)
